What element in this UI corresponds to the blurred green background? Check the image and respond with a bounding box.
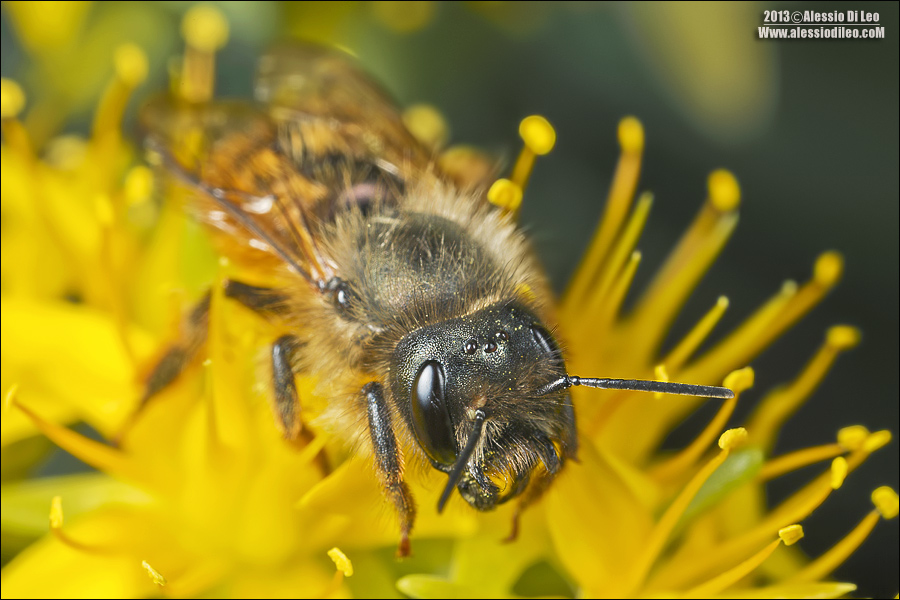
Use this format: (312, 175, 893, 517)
(2, 1, 897, 597)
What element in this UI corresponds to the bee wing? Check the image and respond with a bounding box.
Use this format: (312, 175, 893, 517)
(142, 97, 329, 285)
(254, 44, 433, 182)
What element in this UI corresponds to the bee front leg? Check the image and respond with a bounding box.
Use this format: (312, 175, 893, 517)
(224, 280, 287, 317)
(141, 291, 211, 406)
(363, 382, 416, 558)
(270, 334, 304, 441)
(115, 291, 211, 444)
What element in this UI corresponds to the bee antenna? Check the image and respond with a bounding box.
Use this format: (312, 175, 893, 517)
(437, 410, 486, 514)
(536, 375, 734, 399)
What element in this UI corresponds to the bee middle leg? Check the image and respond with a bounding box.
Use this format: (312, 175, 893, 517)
(140, 291, 212, 407)
(128, 281, 288, 429)
(270, 334, 305, 441)
(223, 280, 311, 444)
(363, 381, 416, 558)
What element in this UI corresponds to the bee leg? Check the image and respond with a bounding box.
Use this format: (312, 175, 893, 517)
(223, 279, 288, 318)
(364, 381, 416, 558)
(504, 437, 562, 543)
(270, 334, 304, 441)
(143, 291, 211, 402)
(115, 292, 212, 445)
(503, 473, 556, 544)
(224, 278, 299, 437)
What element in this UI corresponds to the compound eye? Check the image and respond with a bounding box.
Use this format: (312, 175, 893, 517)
(410, 360, 457, 466)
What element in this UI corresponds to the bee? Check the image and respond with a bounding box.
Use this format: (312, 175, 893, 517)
(140, 45, 733, 557)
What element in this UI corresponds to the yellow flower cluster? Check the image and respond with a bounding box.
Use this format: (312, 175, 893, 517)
(2, 5, 896, 598)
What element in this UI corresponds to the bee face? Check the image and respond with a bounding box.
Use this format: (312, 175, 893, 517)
(391, 301, 577, 510)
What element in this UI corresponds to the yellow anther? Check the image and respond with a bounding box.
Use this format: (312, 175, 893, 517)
(719, 427, 748, 450)
(114, 44, 149, 87)
(778, 524, 805, 546)
(652, 364, 668, 398)
(723, 366, 754, 394)
(3, 384, 18, 416)
(654, 364, 668, 382)
(49, 496, 63, 529)
(707, 169, 741, 212)
(617, 116, 644, 154)
(781, 279, 799, 295)
(1, 78, 25, 119)
(142, 560, 167, 586)
(487, 178, 523, 213)
(872, 487, 899, 519)
(402, 104, 448, 149)
(124, 166, 155, 206)
(327, 547, 354, 576)
(814, 251, 843, 286)
(831, 456, 848, 489)
(182, 5, 230, 52)
(519, 115, 556, 155)
(826, 325, 861, 350)
(837, 425, 870, 450)
(863, 429, 892, 452)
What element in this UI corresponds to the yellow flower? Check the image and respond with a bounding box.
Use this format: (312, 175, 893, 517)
(2, 6, 897, 599)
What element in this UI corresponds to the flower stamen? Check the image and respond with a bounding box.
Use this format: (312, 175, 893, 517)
(1, 78, 33, 158)
(656, 451, 878, 589)
(748, 325, 860, 449)
(586, 192, 653, 317)
(487, 178, 523, 217)
(49, 496, 114, 555)
(93, 44, 148, 139)
(683, 525, 803, 598)
(758, 442, 845, 482)
(321, 547, 353, 597)
(14, 396, 151, 488)
(564, 116, 644, 311)
(651, 368, 752, 483)
(593, 250, 641, 333)
(662, 296, 730, 374)
(179, 5, 229, 103)
(510, 115, 555, 192)
(624, 428, 747, 595)
(788, 487, 898, 584)
(624, 170, 740, 364)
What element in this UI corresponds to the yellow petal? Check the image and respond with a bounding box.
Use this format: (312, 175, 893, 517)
(1, 299, 153, 444)
(707, 582, 856, 599)
(545, 439, 653, 592)
(1, 508, 168, 599)
(1, 472, 148, 539)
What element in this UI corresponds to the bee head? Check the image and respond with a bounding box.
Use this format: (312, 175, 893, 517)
(390, 301, 578, 512)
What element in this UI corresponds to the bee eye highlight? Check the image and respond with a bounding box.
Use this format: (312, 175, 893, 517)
(410, 360, 457, 466)
(531, 324, 564, 366)
(464, 339, 478, 354)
